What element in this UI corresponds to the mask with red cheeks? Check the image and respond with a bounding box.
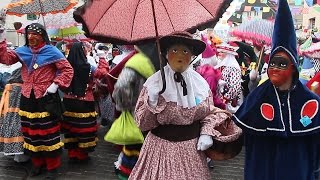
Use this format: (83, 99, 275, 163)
(167, 44, 193, 73)
(27, 32, 44, 48)
(267, 51, 294, 87)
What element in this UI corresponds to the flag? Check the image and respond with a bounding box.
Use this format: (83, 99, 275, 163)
(301, 7, 309, 13)
(244, 6, 252, 12)
(254, 6, 261, 13)
(263, 7, 271, 12)
(248, 0, 256, 4)
(305, 0, 314, 7)
(295, 0, 302, 5)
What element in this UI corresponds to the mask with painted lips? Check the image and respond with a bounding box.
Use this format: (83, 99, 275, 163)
(268, 55, 294, 87)
(167, 44, 193, 73)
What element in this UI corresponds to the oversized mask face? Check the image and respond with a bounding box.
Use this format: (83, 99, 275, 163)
(27, 32, 44, 48)
(267, 51, 294, 87)
(167, 44, 193, 73)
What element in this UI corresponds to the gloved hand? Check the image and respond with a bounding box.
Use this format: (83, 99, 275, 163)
(197, 134, 213, 151)
(218, 79, 226, 94)
(249, 69, 259, 81)
(44, 83, 59, 96)
(96, 50, 106, 58)
(226, 102, 239, 114)
(148, 91, 159, 108)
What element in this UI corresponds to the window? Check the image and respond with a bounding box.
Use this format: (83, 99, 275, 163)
(309, 18, 316, 29)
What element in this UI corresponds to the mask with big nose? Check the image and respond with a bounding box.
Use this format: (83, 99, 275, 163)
(27, 32, 44, 49)
(167, 44, 193, 73)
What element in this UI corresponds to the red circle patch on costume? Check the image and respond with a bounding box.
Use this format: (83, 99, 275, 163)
(261, 103, 274, 121)
(301, 100, 318, 119)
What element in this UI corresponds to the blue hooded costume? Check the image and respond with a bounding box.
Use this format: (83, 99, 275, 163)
(232, 0, 320, 179)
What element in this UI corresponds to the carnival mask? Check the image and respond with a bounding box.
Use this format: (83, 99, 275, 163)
(268, 52, 294, 87)
(167, 44, 193, 73)
(27, 32, 44, 48)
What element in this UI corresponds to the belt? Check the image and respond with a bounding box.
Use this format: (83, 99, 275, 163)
(151, 121, 200, 142)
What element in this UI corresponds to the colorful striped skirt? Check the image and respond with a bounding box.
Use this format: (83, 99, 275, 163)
(19, 91, 63, 158)
(62, 98, 98, 152)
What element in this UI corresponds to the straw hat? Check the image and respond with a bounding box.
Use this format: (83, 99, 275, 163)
(160, 31, 206, 56)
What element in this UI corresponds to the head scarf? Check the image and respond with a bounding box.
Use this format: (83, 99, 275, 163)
(66, 42, 91, 97)
(25, 23, 50, 46)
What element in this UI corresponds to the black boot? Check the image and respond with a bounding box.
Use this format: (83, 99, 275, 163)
(44, 169, 58, 180)
(29, 165, 43, 177)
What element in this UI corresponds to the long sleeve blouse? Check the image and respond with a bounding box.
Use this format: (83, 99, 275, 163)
(0, 41, 73, 99)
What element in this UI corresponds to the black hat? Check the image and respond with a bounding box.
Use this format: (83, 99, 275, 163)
(25, 23, 50, 46)
(160, 31, 206, 56)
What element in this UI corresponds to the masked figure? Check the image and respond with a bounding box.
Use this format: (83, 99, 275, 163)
(0, 22, 73, 180)
(232, 1, 320, 179)
(129, 32, 241, 180)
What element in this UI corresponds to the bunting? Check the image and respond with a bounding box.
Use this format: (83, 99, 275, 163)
(253, 6, 261, 13)
(301, 7, 309, 14)
(244, 6, 252, 12)
(295, 0, 302, 5)
(291, 7, 302, 15)
(263, 7, 271, 12)
(305, 0, 314, 7)
(248, 0, 256, 4)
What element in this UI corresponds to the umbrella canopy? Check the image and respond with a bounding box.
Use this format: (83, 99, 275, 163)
(302, 42, 320, 59)
(42, 8, 80, 29)
(74, 0, 232, 44)
(230, 19, 274, 46)
(47, 26, 84, 38)
(6, 0, 77, 16)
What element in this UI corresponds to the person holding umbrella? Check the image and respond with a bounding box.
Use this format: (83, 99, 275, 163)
(0, 20, 73, 179)
(232, 0, 320, 179)
(129, 31, 241, 180)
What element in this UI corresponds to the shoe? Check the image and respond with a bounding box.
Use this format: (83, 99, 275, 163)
(207, 160, 214, 169)
(78, 156, 91, 163)
(29, 165, 43, 177)
(44, 169, 58, 180)
(68, 157, 79, 164)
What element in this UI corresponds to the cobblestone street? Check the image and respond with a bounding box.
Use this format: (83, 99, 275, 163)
(0, 126, 244, 180)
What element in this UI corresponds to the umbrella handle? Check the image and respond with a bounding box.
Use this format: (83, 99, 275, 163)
(151, 0, 166, 94)
(255, 46, 265, 72)
(155, 39, 166, 95)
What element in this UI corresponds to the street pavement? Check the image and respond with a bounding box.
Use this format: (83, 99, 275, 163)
(0, 126, 244, 180)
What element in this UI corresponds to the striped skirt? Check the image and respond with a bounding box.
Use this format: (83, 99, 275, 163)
(19, 92, 63, 158)
(62, 98, 98, 152)
(0, 83, 24, 155)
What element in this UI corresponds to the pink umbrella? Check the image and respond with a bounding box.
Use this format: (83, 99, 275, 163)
(302, 42, 320, 59)
(231, 19, 274, 71)
(230, 19, 274, 46)
(74, 0, 231, 93)
(74, 0, 232, 44)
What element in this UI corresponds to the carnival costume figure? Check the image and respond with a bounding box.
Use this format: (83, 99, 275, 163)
(0, 21, 73, 180)
(232, 0, 320, 179)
